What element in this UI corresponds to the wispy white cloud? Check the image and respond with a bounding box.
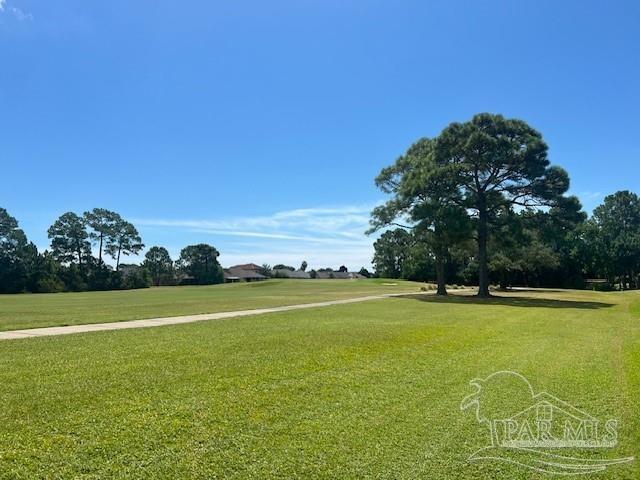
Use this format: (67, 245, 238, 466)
(133, 204, 378, 270)
(188, 228, 369, 245)
(577, 191, 602, 200)
(134, 204, 375, 243)
(10, 6, 32, 21)
(0, 1, 33, 20)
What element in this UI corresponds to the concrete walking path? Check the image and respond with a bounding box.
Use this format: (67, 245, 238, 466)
(0, 291, 426, 341)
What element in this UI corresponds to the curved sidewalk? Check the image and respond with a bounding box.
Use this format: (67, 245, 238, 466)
(0, 291, 426, 341)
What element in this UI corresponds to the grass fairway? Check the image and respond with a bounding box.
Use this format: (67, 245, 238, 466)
(1, 288, 639, 478)
(0, 279, 422, 331)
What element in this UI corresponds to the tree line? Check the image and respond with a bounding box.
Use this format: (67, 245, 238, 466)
(0, 208, 225, 293)
(370, 113, 640, 295)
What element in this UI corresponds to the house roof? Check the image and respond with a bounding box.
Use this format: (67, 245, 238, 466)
(315, 271, 364, 279)
(273, 269, 310, 279)
(316, 271, 350, 279)
(229, 263, 263, 271)
(225, 267, 267, 280)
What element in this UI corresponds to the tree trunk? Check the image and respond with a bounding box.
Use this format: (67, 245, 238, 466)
(98, 234, 103, 264)
(116, 244, 122, 272)
(76, 239, 83, 272)
(435, 254, 447, 296)
(477, 203, 491, 298)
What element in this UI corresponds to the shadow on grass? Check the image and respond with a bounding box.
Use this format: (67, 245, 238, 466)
(499, 287, 572, 294)
(398, 293, 614, 310)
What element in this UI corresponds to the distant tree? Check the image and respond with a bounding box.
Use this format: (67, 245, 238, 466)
(118, 264, 151, 290)
(176, 244, 224, 284)
(338, 265, 348, 273)
(57, 263, 88, 291)
(300, 260, 308, 272)
(575, 219, 608, 283)
(523, 198, 586, 289)
(318, 267, 333, 272)
(273, 264, 295, 271)
(258, 263, 272, 277)
(47, 212, 91, 269)
(0, 208, 31, 293)
(0, 208, 26, 254)
(125, 269, 151, 289)
(401, 234, 436, 283)
(309, 269, 317, 279)
(142, 246, 173, 286)
(488, 210, 526, 289)
(591, 191, 640, 289)
(84, 208, 120, 264)
(372, 229, 412, 278)
(105, 219, 144, 271)
(519, 232, 560, 287)
(358, 267, 371, 278)
(85, 259, 117, 291)
(26, 250, 65, 293)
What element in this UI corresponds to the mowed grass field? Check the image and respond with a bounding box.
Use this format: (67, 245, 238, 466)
(0, 279, 423, 331)
(0, 287, 639, 478)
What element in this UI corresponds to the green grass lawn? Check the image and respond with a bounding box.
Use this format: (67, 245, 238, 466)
(0, 287, 639, 478)
(0, 279, 422, 331)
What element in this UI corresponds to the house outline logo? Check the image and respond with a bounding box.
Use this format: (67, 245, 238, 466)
(460, 371, 634, 475)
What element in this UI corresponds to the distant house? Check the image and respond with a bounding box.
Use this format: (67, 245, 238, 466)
(230, 263, 263, 273)
(223, 271, 241, 283)
(223, 262, 364, 281)
(224, 265, 268, 283)
(175, 271, 195, 284)
(272, 269, 311, 279)
(315, 271, 365, 280)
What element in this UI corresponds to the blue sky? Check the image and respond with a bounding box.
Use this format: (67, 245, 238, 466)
(2, 0, 639, 269)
